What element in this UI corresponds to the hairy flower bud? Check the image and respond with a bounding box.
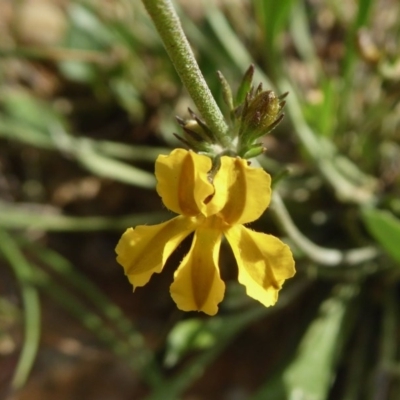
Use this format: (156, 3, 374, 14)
(241, 90, 284, 140)
(246, 91, 279, 129)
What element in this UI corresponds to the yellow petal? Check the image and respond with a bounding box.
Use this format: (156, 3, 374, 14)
(210, 156, 271, 224)
(155, 149, 214, 216)
(115, 215, 198, 288)
(225, 225, 295, 307)
(170, 226, 225, 315)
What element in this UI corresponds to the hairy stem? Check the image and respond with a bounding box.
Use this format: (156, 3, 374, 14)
(141, 0, 231, 148)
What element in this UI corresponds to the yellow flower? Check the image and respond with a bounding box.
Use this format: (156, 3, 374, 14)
(116, 149, 295, 315)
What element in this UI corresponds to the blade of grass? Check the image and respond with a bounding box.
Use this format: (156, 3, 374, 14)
(94, 141, 169, 161)
(289, 0, 319, 72)
(289, 0, 340, 141)
(31, 266, 163, 388)
(0, 116, 55, 149)
(0, 115, 157, 188)
(0, 90, 158, 187)
(0, 203, 167, 231)
(342, 0, 375, 77)
(4, 233, 164, 388)
(20, 237, 163, 386)
(338, 0, 375, 130)
(66, 2, 115, 49)
(76, 138, 156, 188)
(0, 114, 169, 163)
(252, 0, 296, 77)
(0, 229, 41, 390)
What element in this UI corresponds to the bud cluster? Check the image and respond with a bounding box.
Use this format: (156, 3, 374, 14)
(174, 65, 287, 160)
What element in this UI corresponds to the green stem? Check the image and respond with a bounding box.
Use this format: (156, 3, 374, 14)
(270, 192, 379, 266)
(141, 0, 230, 148)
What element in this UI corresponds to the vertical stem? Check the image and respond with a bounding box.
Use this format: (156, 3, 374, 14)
(142, 0, 230, 147)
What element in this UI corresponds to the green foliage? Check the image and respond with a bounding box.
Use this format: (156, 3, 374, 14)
(281, 286, 357, 400)
(362, 208, 400, 264)
(252, 285, 358, 400)
(1, 0, 399, 398)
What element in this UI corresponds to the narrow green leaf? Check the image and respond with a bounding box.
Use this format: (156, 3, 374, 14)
(0, 229, 41, 389)
(0, 117, 54, 149)
(362, 208, 400, 264)
(67, 3, 114, 49)
(19, 239, 164, 387)
(235, 65, 254, 106)
(217, 71, 234, 111)
(0, 202, 167, 231)
(253, 0, 296, 64)
(284, 286, 357, 399)
(77, 141, 156, 188)
(0, 113, 168, 163)
(0, 90, 67, 133)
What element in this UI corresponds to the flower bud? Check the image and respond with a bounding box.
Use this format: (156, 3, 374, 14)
(242, 90, 282, 138)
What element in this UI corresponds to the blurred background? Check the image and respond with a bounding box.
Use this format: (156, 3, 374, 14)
(0, 0, 400, 399)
